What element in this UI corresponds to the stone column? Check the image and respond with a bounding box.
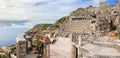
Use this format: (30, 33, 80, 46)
(79, 35, 82, 46)
(16, 33, 27, 58)
(117, 25, 120, 36)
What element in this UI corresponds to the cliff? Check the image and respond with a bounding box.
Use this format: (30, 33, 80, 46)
(26, 24, 52, 35)
(26, 1, 120, 35)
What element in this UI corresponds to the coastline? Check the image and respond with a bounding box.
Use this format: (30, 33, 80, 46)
(0, 27, 30, 47)
(0, 44, 16, 47)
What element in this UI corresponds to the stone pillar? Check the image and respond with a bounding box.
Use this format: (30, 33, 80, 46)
(78, 48, 82, 58)
(68, 32, 73, 40)
(71, 46, 75, 58)
(71, 46, 78, 58)
(17, 41, 27, 58)
(78, 35, 82, 46)
(117, 25, 120, 35)
(16, 33, 27, 58)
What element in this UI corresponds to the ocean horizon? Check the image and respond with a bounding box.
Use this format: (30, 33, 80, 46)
(0, 27, 30, 47)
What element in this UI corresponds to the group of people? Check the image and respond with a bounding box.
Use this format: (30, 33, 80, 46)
(33, 31, 58, 58)
(34, 34, 50, 58)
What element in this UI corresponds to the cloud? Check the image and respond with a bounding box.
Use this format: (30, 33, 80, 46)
(0, 23, 7, 26)
(0, 20, 29, 26)
(0, 0, 118, 28)
(92, 0, 105, 3)
(10, 23, 30, 28)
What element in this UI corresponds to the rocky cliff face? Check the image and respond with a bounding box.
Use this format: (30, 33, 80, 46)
(70, 5, 97, 17)
(26, 1, 120, 35)
(26, 16, 67, 35)
(26, 24, 52, 35)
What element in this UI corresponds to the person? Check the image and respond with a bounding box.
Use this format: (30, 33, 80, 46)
(36, 34, 51, 58)
(36, 34, 44, 58)
(37, 41, 44, 58)
(50, 37, 56, 44)
(45, 37, 51, 44)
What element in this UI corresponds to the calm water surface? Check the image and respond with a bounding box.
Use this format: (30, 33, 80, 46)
(0, 27, 30, 47)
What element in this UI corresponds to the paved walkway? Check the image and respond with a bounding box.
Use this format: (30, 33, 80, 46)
(50, 37, 72, 58)
(25, 37, 72, 58)
(25, 52, 38, 58)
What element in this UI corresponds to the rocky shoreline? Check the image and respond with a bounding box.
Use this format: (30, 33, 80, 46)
(0, 44, 16, 58)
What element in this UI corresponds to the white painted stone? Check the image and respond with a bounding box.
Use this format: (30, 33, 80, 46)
(16, 33, 26, 43)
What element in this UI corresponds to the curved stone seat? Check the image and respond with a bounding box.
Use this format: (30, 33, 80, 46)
(93, 41, 116, 48)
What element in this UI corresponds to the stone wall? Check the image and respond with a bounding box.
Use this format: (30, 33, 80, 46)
(64, 19, 90, 32)
(16, 41, 27, 58)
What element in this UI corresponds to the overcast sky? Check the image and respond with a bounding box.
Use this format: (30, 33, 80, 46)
(0, 0, 118, 28)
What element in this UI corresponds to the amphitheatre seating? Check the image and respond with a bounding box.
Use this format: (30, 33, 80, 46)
(64, 20, 90, 32)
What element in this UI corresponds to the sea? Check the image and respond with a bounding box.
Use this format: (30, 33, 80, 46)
(0, 27, 30, 47)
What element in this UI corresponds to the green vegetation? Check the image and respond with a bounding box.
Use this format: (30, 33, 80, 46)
(55, 16, 66, 25)
(33, 39, 40, 46)
(9, 44, 15, 48)
(26, 16, 67, 35)
(0, 48, 11, 58)
(0, 48, 4, 53)
(26, 24, 52, 35)
(51, 16, 67, 28)
(41, 24, 52, 30)
(1, 54, 9, 58)
(9, 45, 16, 55)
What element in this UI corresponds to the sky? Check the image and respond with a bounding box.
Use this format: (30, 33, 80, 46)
(0, 0, 119, 28)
